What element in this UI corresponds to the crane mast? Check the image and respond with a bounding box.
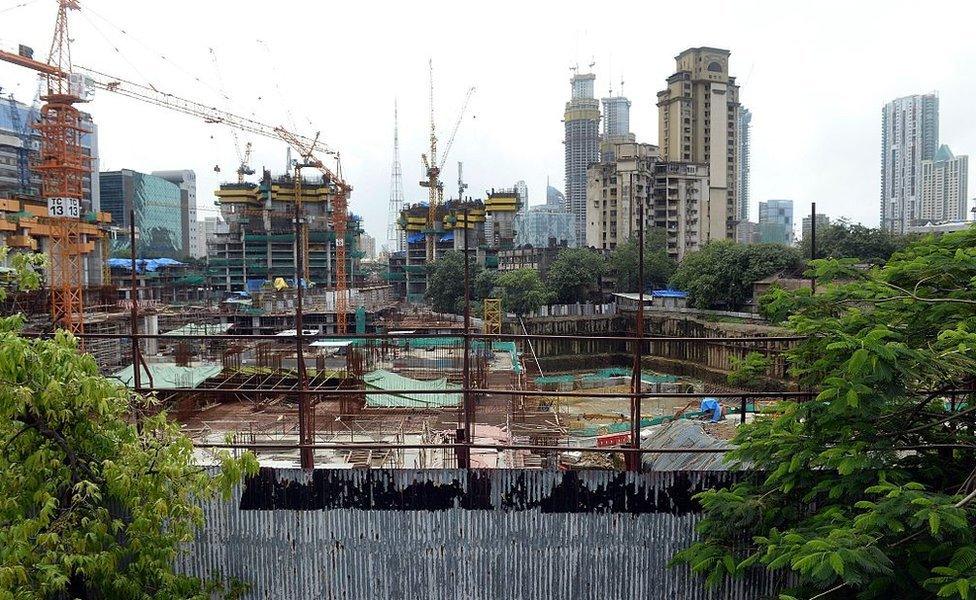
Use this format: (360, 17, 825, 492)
(419, 60, 475, 263)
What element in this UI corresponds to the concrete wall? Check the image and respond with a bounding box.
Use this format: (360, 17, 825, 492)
(178, 468, 781, 600)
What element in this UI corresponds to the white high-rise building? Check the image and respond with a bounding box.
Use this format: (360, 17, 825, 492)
(737, 107, 752, 223)
(920, 145, 968, 224)
(152, 170, 198, 258)
(880, 94, 939, 234)
(601, 95, 631, 138)
(513, 180, 528, 219)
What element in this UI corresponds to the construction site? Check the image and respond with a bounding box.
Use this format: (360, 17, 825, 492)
(0, 4, 865, 599)
(0, 1, 813, 475)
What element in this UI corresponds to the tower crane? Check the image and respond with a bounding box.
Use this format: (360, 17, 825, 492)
(419, 59, 475, 262)
(0, 0, 352, 333)
(236, 141, 254, 183)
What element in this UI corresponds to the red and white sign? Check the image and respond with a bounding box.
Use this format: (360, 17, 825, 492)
(596, 432, 631, 447)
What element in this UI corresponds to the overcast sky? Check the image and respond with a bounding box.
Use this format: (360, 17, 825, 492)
(2, 0, 975, 246)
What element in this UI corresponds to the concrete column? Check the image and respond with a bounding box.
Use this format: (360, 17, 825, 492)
(143, 314, 158, 356)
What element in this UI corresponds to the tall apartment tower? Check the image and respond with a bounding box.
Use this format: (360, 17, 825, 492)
(880, 94, 939, 234)
(920, 145, 968, 224)
(737, 107, 752, 223)
(602, 95, 632, 138)
(586, 140, 709, 261)
(514, 180, 529, 219)
(657, 47, 740, 242)
(600, 94, 636, 162)
(564, 72, 601, 247)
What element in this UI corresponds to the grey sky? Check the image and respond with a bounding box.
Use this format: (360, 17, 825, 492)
(2, 0, 975, 246)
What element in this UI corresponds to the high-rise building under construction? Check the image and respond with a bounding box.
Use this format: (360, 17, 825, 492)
(211, 170, 364, 292)
(564, 72, 600, 247)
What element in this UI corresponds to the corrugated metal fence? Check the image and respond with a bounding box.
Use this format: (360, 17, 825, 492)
(178, 468, 781, 600)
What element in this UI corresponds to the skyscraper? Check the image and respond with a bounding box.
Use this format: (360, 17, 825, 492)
(880, 94, 939, 234)
(546, 184, 566, 208)
(758, 199, 794, 246)
(657, 47, 741, 242)
(737, 107, 752, 223)
(600, 93, 636, 162)
(152, 170, 198, 258)
(100, 169, 185, 258)
(602, 95, 632, 138)
(514, 180, 529, 219)
(564, 72, 601, 247)
(920, 145, 968, 224)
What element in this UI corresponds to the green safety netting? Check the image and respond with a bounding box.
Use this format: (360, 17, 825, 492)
(325, 337, 521, 373)
(534, 374, 575, 386)
(363, 369, 460, 408)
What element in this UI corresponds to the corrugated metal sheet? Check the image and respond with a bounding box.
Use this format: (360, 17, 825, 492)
(641, 420, 732, 471)
(177, 469, 780, 600)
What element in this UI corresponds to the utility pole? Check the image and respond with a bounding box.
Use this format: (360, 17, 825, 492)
(294, 164, 313, 469)
(810, 202, 817, 294)
(628, 172, 644, 472)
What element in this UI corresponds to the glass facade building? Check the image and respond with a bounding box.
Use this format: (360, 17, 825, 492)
(758, 199, 794, 246)
(514, 204, 577, 248)
(100, 169, 185, 258)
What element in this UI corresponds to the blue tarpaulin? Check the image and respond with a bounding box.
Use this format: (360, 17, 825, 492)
(407, 232, 425, 244)
(246, 279, 267, 293)
(652, 289, 689, 298)
(107, 258, 184, 273)
(700, 397, 723, 423)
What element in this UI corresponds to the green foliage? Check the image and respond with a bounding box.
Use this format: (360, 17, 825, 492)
(0, 326, 260, 598)
(493, 269, 552, 316)
(800, 218, 911, 264)
(669, 241, 804, 310)
(758, 285, 816, 324)
(473, 269, 497, 302)
(609, 231, 676, 292)
(545, 248, 607, 304)
(424, 252, 498, 314)
(0, 248, 259, 598)
(672, 226, 976, 598)
(425, 251, 475, 313)
(0, 246, 46, 302)
(727, 352, 772, 389)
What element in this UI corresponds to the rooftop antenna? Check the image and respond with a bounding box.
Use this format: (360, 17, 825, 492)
(620, 76, 625, 97)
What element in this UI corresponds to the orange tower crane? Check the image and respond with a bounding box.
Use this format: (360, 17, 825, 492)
(0, 1, 352, 333)
(32, 0, 88, 334)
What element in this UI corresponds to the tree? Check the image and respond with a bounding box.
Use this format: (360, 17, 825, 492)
(669, 241, 804, 310)
(673, 226, 976, 598)
(610, 231, 676, 292)
(0, 247, 259, 599)
(425, 251, 477, 313)
(473, 269, 497, 301)
(493, 269, 552, 316)
(545, 248, 607, 304)
(726, 351, 773, 390)
(800, 218, 910, 264)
